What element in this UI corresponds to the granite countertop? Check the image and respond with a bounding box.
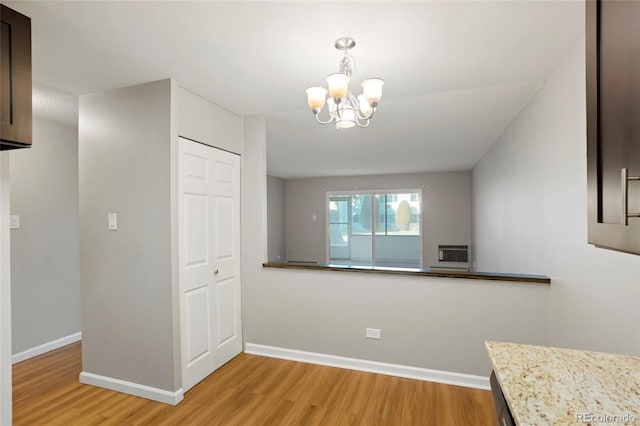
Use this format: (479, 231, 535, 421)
(485, 341, 640, 425)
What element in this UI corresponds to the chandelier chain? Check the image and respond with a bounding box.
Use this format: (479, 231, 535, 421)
(338, 51, 357, 76)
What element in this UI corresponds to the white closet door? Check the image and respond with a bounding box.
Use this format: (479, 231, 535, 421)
(210, 147, 242, 368)
(179, 137, 242, 394)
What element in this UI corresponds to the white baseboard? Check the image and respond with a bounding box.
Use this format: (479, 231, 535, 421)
(79, 371, 184, 405)
(12, 332, 82, 364)
(245, 343, 490, 390)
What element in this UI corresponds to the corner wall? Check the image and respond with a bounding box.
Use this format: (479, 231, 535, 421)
(79, 80, 177, 392)
(472, 36, 640, 355)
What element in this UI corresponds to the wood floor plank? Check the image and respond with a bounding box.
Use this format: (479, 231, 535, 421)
(12, 342, 495, 425)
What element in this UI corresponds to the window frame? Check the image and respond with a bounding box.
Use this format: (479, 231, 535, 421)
(325, 189, 423, 267)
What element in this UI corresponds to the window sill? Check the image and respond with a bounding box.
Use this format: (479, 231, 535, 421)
(262, 262, 551, 285)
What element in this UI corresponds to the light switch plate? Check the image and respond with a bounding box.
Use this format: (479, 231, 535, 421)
(9, 215, 19, 230)
(366, 328, 381, 339)
(108, 213, 117, 231)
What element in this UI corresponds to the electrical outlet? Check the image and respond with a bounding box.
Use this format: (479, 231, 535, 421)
(366, 328, 381, 339)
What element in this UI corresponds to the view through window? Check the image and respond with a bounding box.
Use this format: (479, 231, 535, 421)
(328, 190, 422, 268)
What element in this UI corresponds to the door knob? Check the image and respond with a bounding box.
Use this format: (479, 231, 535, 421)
(214, 269, 219, 275)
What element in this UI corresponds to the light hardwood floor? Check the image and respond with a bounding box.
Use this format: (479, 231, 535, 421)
(12, 342, 495, 425)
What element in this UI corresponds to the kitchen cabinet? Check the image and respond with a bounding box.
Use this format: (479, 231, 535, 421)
(490, 371, 515, 426)
(0, 4, 31, 149)
(586, 0, 640, 255)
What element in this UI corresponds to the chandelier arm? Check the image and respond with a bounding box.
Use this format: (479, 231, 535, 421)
(355, 109, 373, 120)
(314, 111, 334, 125)
(346, 91, 358, 106)
(348, 91, 373, 121)
(354, 114, 370, 128)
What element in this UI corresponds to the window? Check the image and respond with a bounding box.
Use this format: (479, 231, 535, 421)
(327, 190, 422, 268)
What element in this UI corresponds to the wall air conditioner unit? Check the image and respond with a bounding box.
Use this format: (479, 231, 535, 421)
(438, 245, 469, 263)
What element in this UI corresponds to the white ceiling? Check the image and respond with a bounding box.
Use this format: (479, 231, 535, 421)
(7, 1, 584, 178)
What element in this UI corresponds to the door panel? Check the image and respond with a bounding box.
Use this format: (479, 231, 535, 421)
(216, 277, 236, 346)
(184, 194, 208, 266)
(185, 285, 210, 365)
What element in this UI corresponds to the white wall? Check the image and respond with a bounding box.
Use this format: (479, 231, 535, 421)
(473, 36, 640, 355)
(10, 118, 81, 355)
(0, 153, 11, 424)
(176, 86, 242, 155)
(243, 115, 550, 377)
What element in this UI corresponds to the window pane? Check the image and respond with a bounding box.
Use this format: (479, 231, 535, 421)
(375, 195, 386, 235)
(352, 194, 371, 235)
(329, 198, 349, 223)
(329, 223, 349, 247)
(375, 192, 421, 267)
(386, 192, 420, 236)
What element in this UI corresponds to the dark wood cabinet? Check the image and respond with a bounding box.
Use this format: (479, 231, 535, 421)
(489, 371, 515, 426)
(0, 4, 31, 149)
(586, 0, 640, 255)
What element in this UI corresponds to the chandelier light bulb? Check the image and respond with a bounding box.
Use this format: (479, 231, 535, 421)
(357, 94, 373, 118)
(326, 73, 350, 99)
(306, 87, 328, 112)
(361, 78, 384, 106)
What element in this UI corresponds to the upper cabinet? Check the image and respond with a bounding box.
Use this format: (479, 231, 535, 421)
(586, 0, 640, 255)
(0, 4, 32, 149)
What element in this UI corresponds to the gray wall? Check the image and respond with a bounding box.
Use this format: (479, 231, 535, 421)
(10, 118, 81, 354)
(473, 37, 640, 355)
(283, 172, 472, 266)
(243, 115, 549, 377)
(267, 175, 286, 262)
(79, 80, 177, 391)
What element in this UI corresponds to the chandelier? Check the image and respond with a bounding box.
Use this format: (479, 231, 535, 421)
(305, 37, 384, 129)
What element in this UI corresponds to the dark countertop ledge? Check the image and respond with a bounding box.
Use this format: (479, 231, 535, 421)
(262, 262, 551, 284)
